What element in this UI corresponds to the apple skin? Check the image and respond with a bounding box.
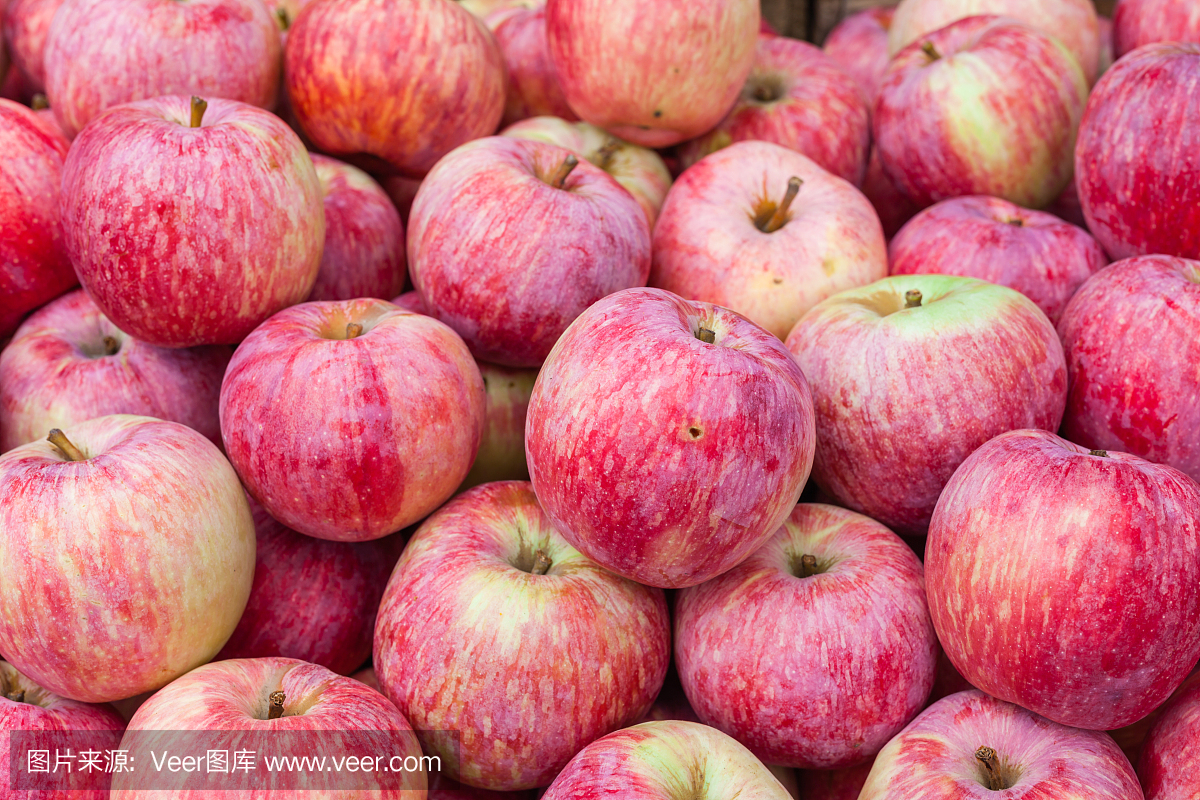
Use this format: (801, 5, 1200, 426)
(407, 136, 651, 368)
(1137, 671, 1200, 796)
(875, 15, 1088, 211)
(1113, 0, 1200, 58)
(284, 0, 505, 178)
(0, 414, 255, 703)
(1098, 14, 1114, 75)
(373, 481, 671, 791)
(0, 289, 231, 452)
(1075, 43, 1200, 261)
(650, 140, 887, 341)
(889, 195, 1108, 324)
(526, 287, 816, 589)
(679, 35, 871, 188)
(823, 6, 894, 105)
(44, 0, 280, 139)
(500, 115, 672, 226)
(861, 145, 920, 239)
(887, 0, 1101, 84)
(540, 720, 793, 800)
(0, 97, 73, 339)
(214, 500, 404, 675)
(676, 503, 938, 769)
(785, 275, 1067, 537)
(307, 154, 406, 303)
(489, 4, 576, 126)
(1, 0, 63, 92)
(544, 0, 759, 148)
(795, 766, 871, 800)
(112, 657, 426, 800)
(859, 690, 1141, 798)
(220, 298, 486, 541)
(927, 429, 1200, 730)
(61, 95, 324, 348)
(1058, 256, 1200, 485)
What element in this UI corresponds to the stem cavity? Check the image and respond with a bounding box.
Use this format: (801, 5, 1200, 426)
(549, 154, 579, 189)
(758, 176, 803, 233)
(268, 691, 285, 720)
(102, 336, 120, 356)
(905, 290, 923, 308)
(531, 550, 552, 576)
(975, 746, 1006, 790)
(47, 429, 85, 462)
(190, 96, 208, 128)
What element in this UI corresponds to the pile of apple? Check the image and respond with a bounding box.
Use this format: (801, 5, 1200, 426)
(1, 0, 1198, 796)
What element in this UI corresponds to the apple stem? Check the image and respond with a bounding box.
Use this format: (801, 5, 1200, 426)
(346, 322, 364, 340)
(190, 96, 208, 128)
(799, 554, 818, 578)
(921, 41, 941, 61)
(268, 691, 285, 720)
(762, 177, 802, 233)
(975, 747, 1005, 790)
(595, 140, 621, 171)
(1007, 218, 1025, 227)
(549, 154, 579, 189)
(274, 6, 290, 30)
(696, 327, 716, 344)
(1089, 449, 1109, 457)
(531, 550, 552, 575)
(5, 690, 25, 704)
(905, 290, 923, 308)
(47, 429, 85, 462)
(31, 93, 48, 111)
(102, 336, 120, 356)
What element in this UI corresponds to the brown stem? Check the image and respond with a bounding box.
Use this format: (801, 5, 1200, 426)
(47, 429, 85, 462)
(921, 41, 941, 61)
(531, 550, 552, 575)
(799, 554, 818, 578)
(31, 93, 48, 111)
(190, 96, 208, 128)
(549, 154, 579, 189)
(595, 140, 621, 171)
(905, 290, 923, 308)
(1089, 449, 1109, 457)
(102, 336, 120, 356)
(761, 177, 802, 233)
(274, 6, 290, 30)
(5, 690, 25, 704)
(268, 691, 285, 720)
(975, 747, 1004, 790)
(696, 327, 716, 344)
(1007, 217, 1025, 227)
(345, 322, 364, 340)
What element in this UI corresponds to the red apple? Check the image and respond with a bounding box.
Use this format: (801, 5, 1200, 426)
(526, 287, 816, 588)
(215, 499, 403, 675)
(875, 16, 1088, 210)
(373, 481, 670, 791)
(307, 153, 406, 303)
(1075, 43, 1200, 261)
(285, 0, 505, 178)
(545, 0, 759, 148)
(407, 136, 651, 367)
(1058, 256, 1200, 485)
(112, 658, 426, 798)
(0, 289, 231, 452)
(350, 666, 378, 693)
(1, 0, 62, 92)
(823, 6, 894, 105)
(540, 720, 793, 800)
(220, 298, 485, 541)
(380, 174, 421, 227)
(861, 145, 920, 239)
(889, 195, 1108, 324)
(795, 766, 871, 800)
(489, 4, 575, 126)
(1113, 0, 1200, 58)
(0, 415, 256, 702)
(859, 690, 1140, 797)
(927, 429, 1200, 729)
(1046, 174, 1089, 229)
(888, 0, 1101, 84)
(44, 0, 280, 138)
(1098, 14, 1114, 75)
(0, 95, 73, 339)
(1137, 671, 1200, 796)
(676, 503, 937, 769)
(679, 35, 870, 187)
(785, 275, 1067, 536)
(60, 95, 324, 348)
(926, 644, 975, 706)
(500, 115, 672, 226)
(651, 140, 887, 341)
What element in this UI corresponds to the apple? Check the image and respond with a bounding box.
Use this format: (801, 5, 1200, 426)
(215, 499, 404, 675)
(889, 195, 1108, 324)
(284, 0, 505, 178)
(350, 666, 378, 693)
(795, 766, 871, 800)
(220, 298, 486, 541)
(1046, 174, 1089, 229)
(489, 4, 576, 126)
(861, 145, 920, 239)
(876, 16, 1088, 211)
(1075, 43, 1200, 261)
(676, 503, 937, 769)
(373, 481, 670, 791)
(430, 772, 536, 800)
(112, 657, 427, 798)
(823, 6, 894, 104)
(0, 97, 73, 339)
(678, 35, 870, 188)
(457, 0, 532, 20)
(526, 287, 816, 588)
(859, 690, 1140, 797)
(1, 0, 62, 92)
(926, 645, 975, 706)
(0, 289, 231, 452)
(540, 720, 793, 800)
(1136, 670, 1200, 794)
(887, 0, 1101, 84)
(545, 0, 759, 148)
(927, 429, 1200, 729)
(60, 95, 324, 348)
(650, 140, 887, 341)
(1113, 0, 1200, 58)
(1098, 14, 1114, 75)
(785, 275, 1067, 536)
(407, 136, 651, 368)
(0, 414, 255, 702)
(307, 153, 406, 303)
(1058, 256, 1200, 485)
(500, 115, 672, 226)
(380, 174, 422, 227)
(44, 0, 280, 139)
